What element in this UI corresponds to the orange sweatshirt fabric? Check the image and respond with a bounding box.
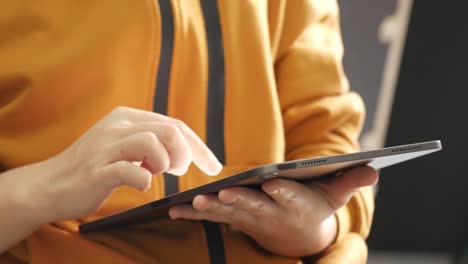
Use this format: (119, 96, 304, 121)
(0, 0, 374, 263)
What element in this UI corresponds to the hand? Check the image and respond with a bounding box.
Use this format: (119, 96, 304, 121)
(168, 166, 378, 257)
(24, 106, 222, 222)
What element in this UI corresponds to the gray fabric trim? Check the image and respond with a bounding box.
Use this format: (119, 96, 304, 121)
(200, 0, 227, 263)
(202, 0, 226, 165)
(154, 0, 178, 196)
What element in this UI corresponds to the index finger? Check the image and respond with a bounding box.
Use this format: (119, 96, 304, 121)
(120, 107, 223, 175)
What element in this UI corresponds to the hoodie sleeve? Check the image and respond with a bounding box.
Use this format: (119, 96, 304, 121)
(273, 0, 374, 262)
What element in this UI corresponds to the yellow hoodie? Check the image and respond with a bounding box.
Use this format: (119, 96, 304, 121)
(0, 0, 374, 263)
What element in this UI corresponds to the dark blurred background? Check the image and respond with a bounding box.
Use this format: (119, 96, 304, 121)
(338, 0, 468, 263)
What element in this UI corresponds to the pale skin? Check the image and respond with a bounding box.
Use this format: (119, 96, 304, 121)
(0, 106, 378, 258)
(0, 107, 223, 253)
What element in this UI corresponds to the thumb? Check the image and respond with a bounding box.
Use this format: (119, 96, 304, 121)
(316, 166, 378, 210)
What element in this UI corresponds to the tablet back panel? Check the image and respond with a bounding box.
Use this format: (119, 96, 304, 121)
(80, 140, 441, 233)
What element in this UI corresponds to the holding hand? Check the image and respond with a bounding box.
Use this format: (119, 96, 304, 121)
(169, 166, 378, 257)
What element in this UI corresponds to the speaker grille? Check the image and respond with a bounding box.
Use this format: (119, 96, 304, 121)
(301, 159, 327, 166)
(391, 145, 422, 153)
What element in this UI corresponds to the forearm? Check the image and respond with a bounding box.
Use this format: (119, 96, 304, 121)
(0, 161, 52, 253)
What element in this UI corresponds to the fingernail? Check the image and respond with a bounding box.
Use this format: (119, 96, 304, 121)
(269, 189, 279, 195)
(262, 184, 279, 195)
(219, 190, 237, 204)
(223, 196, 237, 204)
(261, 182, 279, 195)
(168, 211, 179, 220)
(168, 168, 186, 176)
(208, 163, 223, 176)
(170, 215, 178, 220)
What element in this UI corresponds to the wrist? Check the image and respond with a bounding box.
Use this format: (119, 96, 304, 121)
(12, 159, 64, 226)
(0, 160, 62, 251)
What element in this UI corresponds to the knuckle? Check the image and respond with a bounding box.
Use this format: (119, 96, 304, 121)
(157, 124, 191, 171)
(176, 153, 192, 167)
(81, 157, 99, 175)
(112, 161, 128, 177)
(140, 167, 153, 178)
(252, 201, 265, 214)
(103, 122, 130, 135)
(139, 131, 159, 147)
(104, 161, 129, 186)
(111, 106, 130, 116)
(159, 124, 187, 153)
(164, 126, 180, 143)
(172, 119, 188, 132)
(139, 169, 152, 188)
(157, 155, 171, 172)
(163, 123, 181, 138)
(280, 190, 297, 206)
(147, 150, 170, 174)
(80, 154, 106, 175)
(223, 205, 236, 216)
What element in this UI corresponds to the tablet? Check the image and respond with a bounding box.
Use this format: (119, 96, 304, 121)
(80, 140, 441, 233)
